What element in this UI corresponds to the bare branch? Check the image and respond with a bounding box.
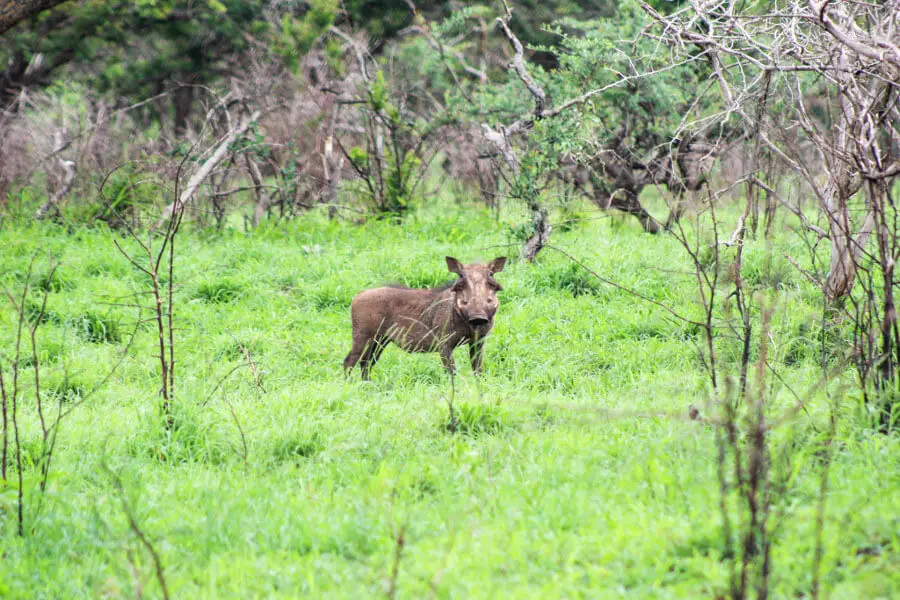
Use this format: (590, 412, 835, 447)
(494, 10, 546, 116)
(157, 110, 261, 227)
(808, 0, 900, 67)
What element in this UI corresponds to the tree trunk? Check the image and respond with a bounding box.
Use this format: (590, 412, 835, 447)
(522, 203, 551, 262)
(322, 97, 342, 218)
(0, 143, 9, 207)
(821, 54, 884, 302)
(822, 162, 866, 302)
(594, 187, 663, 234)
(665, 189, 691, 230)
(247, 155, 275, 227)
(0, 0, 69, 34)
(172, 82, 195, 138)
(824, 204, 872, 302)
(763, 186, 777, 239)
(34, 129, 74, 220)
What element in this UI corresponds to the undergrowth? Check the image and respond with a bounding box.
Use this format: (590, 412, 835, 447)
(0, 196, 896, 599)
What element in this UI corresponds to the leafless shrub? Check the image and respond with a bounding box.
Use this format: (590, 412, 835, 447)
(545, 164, 848, 596)
(636, 0, 900, 429)
(115, 170, 184, 423)
(200, 335, 266, 468)
(1, 251, 135, 536)
(640, 0, 900, 298)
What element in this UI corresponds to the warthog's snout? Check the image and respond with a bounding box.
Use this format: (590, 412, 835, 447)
(468, 316, 489, 327)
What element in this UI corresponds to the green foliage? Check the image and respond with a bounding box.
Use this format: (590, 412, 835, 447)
(543, 1, 716, 153)
(272, 0, 339, 70)
(72, 311, 121, 343)
(270, 433, 321, 464)
(451, 402, 512, 436)
(25, 298, 60, 324)
(348, 147, 369, 167)
(0, 0, 340, 121)
(128, 405, 235, 465)
(195, 279, 244, 304)
(406, 0, 720, 236)
(94, 165, 159, 225)
(397, 269, 450, 290)
(309, 282, 352, 311)
(532, 261, 602, 297)
(368, 70, 389, 112)
(0, 203, 895, 597)
(345, 69, 437, 218)
(36, 270, 73, 293)
(44, 373, 90, 402)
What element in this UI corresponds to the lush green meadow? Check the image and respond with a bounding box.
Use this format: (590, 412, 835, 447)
(1, 197, 898, 599)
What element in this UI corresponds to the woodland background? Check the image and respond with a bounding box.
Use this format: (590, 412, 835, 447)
(1, 0, 899, 597)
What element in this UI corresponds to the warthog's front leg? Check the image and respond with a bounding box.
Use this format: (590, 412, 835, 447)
(469, 339, 485, 374)
(440, 346, 456, 375)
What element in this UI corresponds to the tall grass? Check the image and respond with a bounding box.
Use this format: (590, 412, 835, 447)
(0, 196, 897, 598)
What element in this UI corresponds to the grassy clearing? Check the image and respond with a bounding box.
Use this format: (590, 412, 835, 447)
(0, 196, 898, 598)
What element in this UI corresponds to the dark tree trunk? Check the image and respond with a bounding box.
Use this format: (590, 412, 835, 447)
(611, 190, 663, 234)
(0, 154, 9, 207)
(1, 45, 75, 112)
(592, 186, 663, 234)
(522, 203, 551, 262)
(172, 83, 195, 138)
(0, 0, 69, 34)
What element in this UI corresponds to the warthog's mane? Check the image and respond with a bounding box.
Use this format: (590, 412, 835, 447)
(384, 279, 457, 291)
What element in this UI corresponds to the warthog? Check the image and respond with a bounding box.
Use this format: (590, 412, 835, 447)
(343, 256, 507, 380)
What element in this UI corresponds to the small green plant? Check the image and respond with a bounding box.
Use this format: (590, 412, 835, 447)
(23, 299, 61, 325)
(44, 374, 89, 403)
(341, 69, 445, 219)
(533, 262, 602, 297)
(195, 279, 243, 304)
(36, 270, 74, 292)
(129, 408, 232, 466)
(310, 284, 351, 310)
(270, 433, 321, 464)
(451, 402, 509, 436)
(92, 165, 158, 227)
(73, 312, 121, 343)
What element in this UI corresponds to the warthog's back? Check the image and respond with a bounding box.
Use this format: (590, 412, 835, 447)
(350, 287, 455, 352)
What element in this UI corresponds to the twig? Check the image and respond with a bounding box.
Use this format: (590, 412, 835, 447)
(545, 244, 705, 327)
(386, 526, 406, 599)
(157, 110, 261, 227)
(105, 464, 171, 600)
(494, 6, 546, 116)
(222, 394, 248, 468)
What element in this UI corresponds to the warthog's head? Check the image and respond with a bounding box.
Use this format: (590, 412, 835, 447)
(446, 256, 507, 331)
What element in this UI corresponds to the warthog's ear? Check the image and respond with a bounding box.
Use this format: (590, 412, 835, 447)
(487, 256, 507, 274)
(446, 256, 464, 275)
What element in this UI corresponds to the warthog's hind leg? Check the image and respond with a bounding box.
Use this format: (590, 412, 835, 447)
(345, 336, 387, 381)
(360, 339, 387, 380)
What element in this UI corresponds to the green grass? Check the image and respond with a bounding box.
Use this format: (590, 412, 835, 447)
(0, 197, 898, 599)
